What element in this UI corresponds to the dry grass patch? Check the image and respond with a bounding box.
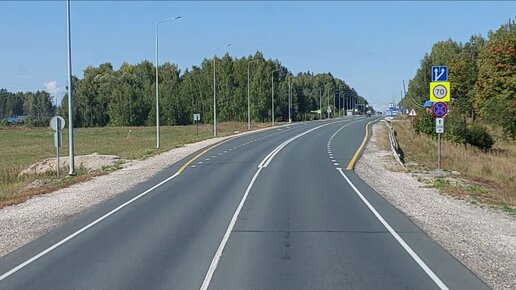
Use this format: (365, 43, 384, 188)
(393, 119, 515, 209)
(375, 122, 391, 152)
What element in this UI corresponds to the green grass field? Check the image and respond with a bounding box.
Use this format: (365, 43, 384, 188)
(0, 122, 271, 205)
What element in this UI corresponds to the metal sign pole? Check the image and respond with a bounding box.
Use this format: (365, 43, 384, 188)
(66, 0, 75, 175)
(410, 116, 414, 142)
(57, 119, 60, 177)
(437, 133, 441, 169)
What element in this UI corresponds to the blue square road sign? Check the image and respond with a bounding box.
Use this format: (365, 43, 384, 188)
(432, 66, 448, 82)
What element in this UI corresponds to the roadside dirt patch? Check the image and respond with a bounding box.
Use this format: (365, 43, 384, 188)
(18, 153, 124, 177)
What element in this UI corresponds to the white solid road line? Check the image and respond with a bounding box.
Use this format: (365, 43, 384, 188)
(201, 118, 366, 290)
(199, 167, 263, 290)
(0, 171, 182, 282)
(0, 120, 303, 282)
(336, 168, 449, 290)
(260, 119, 359, 168)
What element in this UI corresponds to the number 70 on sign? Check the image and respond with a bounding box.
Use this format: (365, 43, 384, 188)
(429, 81, 451, 102)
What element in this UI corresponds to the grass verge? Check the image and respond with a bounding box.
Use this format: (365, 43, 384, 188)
(0, 121, 273, 207)
(391, 119, 515, 211)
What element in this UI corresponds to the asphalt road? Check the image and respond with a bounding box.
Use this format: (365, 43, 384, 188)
(0, 117, 489, 290)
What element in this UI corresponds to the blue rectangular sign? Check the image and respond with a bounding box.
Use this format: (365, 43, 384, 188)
(432, 66, 448, 81)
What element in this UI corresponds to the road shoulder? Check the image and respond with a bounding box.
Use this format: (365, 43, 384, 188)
(0, 124, 293, 259)
(355, 121, 516, 290)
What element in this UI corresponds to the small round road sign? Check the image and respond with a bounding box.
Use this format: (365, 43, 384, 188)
(50, 116, 66, 131)
(432, 102, 448, 118)
(433, 85, 447, 99)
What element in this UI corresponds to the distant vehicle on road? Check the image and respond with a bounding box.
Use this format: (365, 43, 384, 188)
(1, 116, 27, 124)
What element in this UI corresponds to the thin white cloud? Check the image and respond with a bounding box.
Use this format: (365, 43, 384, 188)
(44, 81, 67, 106)
(44, 80, 63, 96)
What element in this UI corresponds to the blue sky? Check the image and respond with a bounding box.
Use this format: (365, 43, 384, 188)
(1, 1, 515, 111)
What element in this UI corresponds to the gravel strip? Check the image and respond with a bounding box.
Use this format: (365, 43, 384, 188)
(355, 122, 516, 290)
(0, 125, 285, 258)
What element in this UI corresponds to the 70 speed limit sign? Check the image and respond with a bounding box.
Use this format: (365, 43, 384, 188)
(430, 81, 451, 102)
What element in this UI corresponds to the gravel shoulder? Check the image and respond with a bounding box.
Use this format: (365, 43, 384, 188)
(0, 126, 282, 258)
(355, 122, 516, 290)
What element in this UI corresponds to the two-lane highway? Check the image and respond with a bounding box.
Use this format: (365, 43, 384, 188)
(0, 117, 489, 289)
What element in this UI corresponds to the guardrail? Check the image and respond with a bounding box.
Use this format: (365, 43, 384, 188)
(383, 119, 407, 171)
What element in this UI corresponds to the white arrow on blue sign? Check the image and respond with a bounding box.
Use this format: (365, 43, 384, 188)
(432, 66, 448, 82)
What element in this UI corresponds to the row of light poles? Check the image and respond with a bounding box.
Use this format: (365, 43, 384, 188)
(156, 26, 285, 141)
(314, 87, 363, 119)
(65, 4, 309, 173)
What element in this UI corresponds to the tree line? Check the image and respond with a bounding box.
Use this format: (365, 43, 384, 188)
(0, 89, 55, 126)
(401, 18, 516, 145)
(1, 51, 367, 128)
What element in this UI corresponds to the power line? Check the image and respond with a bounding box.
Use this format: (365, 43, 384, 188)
(402, 80, 424, 108)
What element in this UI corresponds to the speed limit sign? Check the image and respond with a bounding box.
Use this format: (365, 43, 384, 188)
(430, 81, 450, 102)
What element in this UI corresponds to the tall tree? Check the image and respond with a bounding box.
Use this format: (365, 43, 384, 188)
(475, 20, 516, 138)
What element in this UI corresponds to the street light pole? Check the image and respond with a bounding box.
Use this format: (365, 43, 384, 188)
(337, 91, 342, 118)
(247, 59, 259, 130)
(327, 88, 330, 119)
(344, 93, 347, 115)
(333, 91, 336, 118)
(271, 68, 280, 126)
(319, 87, 322, 120)
(213, 57, 216, 136)
(213, 43, 231, 137)
(155, 16, 181, 148)
(288, 76, 292, 123)
(66, 0, 75, 175)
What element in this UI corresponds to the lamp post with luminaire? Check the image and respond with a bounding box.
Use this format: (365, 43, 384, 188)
(271, 68, 281, 126)
(155, 16, 181, 149)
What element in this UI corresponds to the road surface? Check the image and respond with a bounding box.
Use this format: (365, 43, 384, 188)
(0, 117, 489, 290)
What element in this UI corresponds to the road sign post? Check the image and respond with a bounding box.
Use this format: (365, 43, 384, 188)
(193, 113, 201, 137)
(50, 116, 66, 177)
(408, 109, 417, 141)
(430, 66, 449, 170)
(437, 133, 441, 169)
(435, 117, 445, 170)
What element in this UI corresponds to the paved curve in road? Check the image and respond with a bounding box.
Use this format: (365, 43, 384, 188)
(0, 117, 489, 290)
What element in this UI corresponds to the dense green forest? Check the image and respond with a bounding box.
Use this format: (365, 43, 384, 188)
(1, 51, 367, 127)
(401, 19, 516, 144)
(0, 89, 55, 126)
